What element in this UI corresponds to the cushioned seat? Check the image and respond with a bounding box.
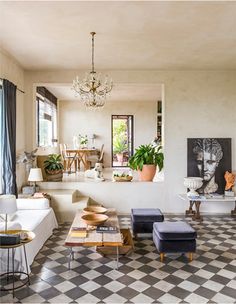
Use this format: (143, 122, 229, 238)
(153, 221, 197, 262)
(131, 208, 164, 238)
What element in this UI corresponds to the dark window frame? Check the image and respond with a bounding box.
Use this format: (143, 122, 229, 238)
(111, 114, 134, 168)
(36, 92, 58, 147)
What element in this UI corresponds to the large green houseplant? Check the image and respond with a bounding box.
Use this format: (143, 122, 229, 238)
(128, 144, 164, 181)
(44, 154, 64, 181)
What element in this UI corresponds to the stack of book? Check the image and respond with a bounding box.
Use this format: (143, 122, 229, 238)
(70, 227, 87, 238)
(96, 226, 118, 233)
(206, 193, 224, 199)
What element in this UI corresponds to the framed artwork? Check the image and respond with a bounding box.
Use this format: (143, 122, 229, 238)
(187, 138, 232, 194)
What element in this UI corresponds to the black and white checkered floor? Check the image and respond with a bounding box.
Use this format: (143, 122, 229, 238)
(1, 215, 236, 303)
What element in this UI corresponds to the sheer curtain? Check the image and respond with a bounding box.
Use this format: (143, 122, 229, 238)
(0, 79, 17, 195)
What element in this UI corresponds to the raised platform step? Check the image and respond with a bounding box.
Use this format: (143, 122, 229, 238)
(40, 188, 90, 223)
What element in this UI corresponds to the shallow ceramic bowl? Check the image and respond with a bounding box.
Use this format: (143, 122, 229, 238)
(114, 176, 133, 182)
(83, 206, 107, 214)
(81, 213, 108, 226)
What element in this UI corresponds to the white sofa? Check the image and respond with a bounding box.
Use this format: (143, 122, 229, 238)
(0, 198, 58, 275)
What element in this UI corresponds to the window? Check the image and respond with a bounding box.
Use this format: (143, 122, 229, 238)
(112, 115, 133, 167)
(36, 87, 57, 147)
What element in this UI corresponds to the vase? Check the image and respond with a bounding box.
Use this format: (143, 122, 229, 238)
(184, 177, 203, 197)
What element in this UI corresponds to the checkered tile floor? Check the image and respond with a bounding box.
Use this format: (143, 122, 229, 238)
(1, 215, 236, 303)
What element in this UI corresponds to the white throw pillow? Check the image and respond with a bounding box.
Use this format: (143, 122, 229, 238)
(16, 198, 50, 210)
(0, 221, 22, 231)
(0, 213, 16, 221)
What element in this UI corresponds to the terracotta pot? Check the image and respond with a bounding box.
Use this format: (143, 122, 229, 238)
(116, 153, 124, 163)
(138, 164, 157, 181)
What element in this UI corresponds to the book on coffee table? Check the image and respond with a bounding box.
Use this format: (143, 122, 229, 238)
(96, 226, 118, 233)
(70, 227, 87, 238)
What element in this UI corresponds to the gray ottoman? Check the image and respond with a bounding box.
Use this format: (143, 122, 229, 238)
(153, 221, 197, 262)
(131, 208, 164, 239)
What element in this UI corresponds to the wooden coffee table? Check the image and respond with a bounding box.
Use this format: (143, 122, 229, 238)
(65, 208, 123, 269)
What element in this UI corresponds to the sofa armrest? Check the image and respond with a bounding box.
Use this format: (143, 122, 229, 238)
(17, 198, 50, 210)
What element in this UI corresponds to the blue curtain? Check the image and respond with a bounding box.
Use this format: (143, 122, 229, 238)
(0, 79, 17, 195)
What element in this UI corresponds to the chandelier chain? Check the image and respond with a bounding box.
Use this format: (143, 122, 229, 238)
(91, 32, 95, 73)
(72, 31, 113, 108)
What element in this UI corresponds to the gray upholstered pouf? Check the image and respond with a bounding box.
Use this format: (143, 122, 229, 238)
(131, 208, 164, 238)
(153, 221, 197, 262)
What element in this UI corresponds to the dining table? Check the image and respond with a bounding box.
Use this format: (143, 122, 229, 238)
(66, 148, 99, 171)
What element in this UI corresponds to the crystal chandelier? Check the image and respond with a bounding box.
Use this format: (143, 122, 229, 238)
(72, 32, 113, 108)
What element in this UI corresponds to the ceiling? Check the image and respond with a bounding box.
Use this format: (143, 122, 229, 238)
(45, 83, 162, 102)
(1, 1, 236, 70)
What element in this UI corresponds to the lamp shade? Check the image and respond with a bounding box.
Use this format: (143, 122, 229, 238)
(28, 168, 43, 182)
(0, 195, 17, 214)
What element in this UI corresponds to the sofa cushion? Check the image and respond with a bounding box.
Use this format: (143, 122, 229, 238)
(153, 222, 197, 240)
(17, 198, 49, 210)
(0, 221, 22, 231)
(131, 208, 164, 222)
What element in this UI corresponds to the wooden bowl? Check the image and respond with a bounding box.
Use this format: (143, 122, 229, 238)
(83, 206, 107, 214)
(81, 213, 108, 226)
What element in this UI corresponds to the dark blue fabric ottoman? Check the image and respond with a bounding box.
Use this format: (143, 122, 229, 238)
(153, 221, 197, 262)
(131, 208, 164, 238)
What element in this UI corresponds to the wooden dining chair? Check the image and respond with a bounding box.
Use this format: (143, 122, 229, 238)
(87, 144, 104, 169)
(59, 143, 78, 173)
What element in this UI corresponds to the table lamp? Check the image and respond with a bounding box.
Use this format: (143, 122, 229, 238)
(28, 168, 43, 194)
(90, 134, 96, 149)
(0, 195, 17, 233)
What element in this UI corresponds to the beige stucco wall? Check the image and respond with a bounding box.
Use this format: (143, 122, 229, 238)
(23, 70, 236, 213)
(59, 99, 157, 167)
(0, 50, 26, 191)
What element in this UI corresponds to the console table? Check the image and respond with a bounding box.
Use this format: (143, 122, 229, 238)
(179, 194, 236, 220)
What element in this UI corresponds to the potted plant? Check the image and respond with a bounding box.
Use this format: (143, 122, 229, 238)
(44, 154, 64, 181)
(79, 134, 88, 149)
(113, 139, 128, 164)
(128, 144, 164, 181)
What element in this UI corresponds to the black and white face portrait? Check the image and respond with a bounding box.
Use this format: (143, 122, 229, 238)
(187, 138, 231, 194)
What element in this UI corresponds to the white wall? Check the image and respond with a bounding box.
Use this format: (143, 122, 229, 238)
(0, 50, 26, 191)
(59, 99, 157, 167)
(24, 70, 236, 213)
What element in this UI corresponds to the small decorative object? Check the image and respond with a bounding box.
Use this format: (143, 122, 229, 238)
(224, 171, 235, 197)
(81, 213, 108, 226)
(20, 231, 29, 240)
(128, 144, 164, 181)
(184, 177, 203, 197)
(113, 171, 133, 182)
(16, 148, 38, 174)
(84, 163, 105, 181)
(28, 168, 43, 194)
(44, 154, 63, 181)
(90, 134, 96, 149)
(22, 185, 39, 195)
(83, 206, 107, 214)
(0, 195, 17, 233)
(72, 135, 79, 149)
